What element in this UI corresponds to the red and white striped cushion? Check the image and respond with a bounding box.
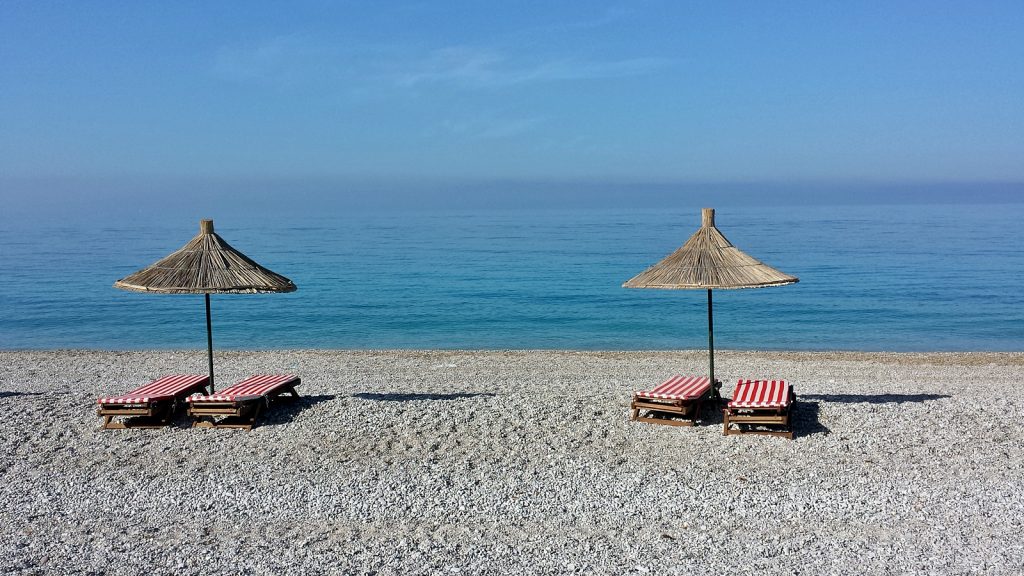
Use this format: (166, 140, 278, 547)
(635, 375, 711, 400)
(98, 374, 209, 405)
(728, 379, 791, 408)
(187, 374, 297, 403)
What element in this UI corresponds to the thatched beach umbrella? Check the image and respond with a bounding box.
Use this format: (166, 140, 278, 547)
(624, 208, 797, 399)
(114, 219, 296, 391)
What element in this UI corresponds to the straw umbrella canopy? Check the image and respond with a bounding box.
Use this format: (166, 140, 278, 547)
(114, 219, 296, 391)
(623, 208, 797, 398)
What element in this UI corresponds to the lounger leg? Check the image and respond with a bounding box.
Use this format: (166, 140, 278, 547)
(244, 402, 264, 430)
(690, 399, 703, 425)
(155, 403, 172, 425)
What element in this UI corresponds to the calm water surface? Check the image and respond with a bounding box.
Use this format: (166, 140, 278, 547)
(1, 202, 1022, 351)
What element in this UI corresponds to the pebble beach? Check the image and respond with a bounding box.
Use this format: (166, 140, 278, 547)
(1, 349, 1022, 575)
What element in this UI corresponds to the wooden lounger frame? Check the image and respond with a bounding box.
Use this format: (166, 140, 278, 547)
(630, 376, 715, 427)
(188, 376, 301, 430)
(722, 385, 797, 439)
(97, 376, 210, 430)
(630, 394, 710, 427)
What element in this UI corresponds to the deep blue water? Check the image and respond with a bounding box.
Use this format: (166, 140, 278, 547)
(1, 202, 1022, 351)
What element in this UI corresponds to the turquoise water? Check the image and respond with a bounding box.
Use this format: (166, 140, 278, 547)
(1, 202, 1022, 351)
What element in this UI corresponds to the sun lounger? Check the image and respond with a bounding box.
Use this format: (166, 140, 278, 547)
(97, 374, 210, 429)
(186, 374, 300, 430)
(630, 375, 712, 427)
(722, 379, 796, 439)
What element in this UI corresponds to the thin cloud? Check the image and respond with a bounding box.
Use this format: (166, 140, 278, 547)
(437, 114, 546, 140)
(213, 35, 667, 93)
(395, 46, 668, 89)
(528, 6, 634, 33)
(212, 35, 324, 84)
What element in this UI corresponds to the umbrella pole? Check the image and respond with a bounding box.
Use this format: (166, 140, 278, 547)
(708, 288, 719, 401)
(205, 293, 215, 392)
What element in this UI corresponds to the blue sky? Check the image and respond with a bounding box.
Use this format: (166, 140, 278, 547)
(2, 1, 1023, 193)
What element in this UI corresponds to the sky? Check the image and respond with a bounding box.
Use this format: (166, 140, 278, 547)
(1, 1, 1023, 211)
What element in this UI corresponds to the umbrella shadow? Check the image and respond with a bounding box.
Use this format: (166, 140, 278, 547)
(801, 393, 950, 404)
(697, 402, 725, 427)
(261, 394, 338, 426)
(0, 391, 44, 399)
(792, 401, 830, 437)
(354, 392, 495, 402)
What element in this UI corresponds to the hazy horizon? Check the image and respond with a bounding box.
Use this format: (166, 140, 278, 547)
(1, 177, 1021, 228)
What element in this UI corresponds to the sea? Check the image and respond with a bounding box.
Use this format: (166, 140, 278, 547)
(1, 194, 1022, 352)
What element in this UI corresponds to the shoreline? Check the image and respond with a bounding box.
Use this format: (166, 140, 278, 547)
(5, 347, 1024, 358)
(2, 349, 1021, 574)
